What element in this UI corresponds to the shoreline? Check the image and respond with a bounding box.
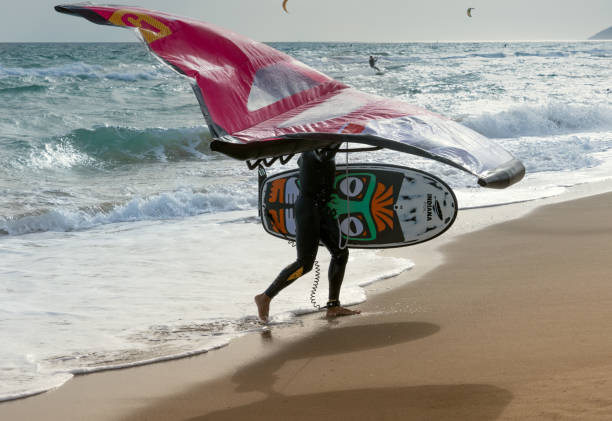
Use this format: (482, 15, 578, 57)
(2, 179, 612, 419)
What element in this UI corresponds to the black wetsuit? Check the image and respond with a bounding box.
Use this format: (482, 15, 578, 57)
(369, 56, 380, 72)
(264, 150, 349, 307)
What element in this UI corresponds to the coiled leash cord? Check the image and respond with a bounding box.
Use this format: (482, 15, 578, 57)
(308, 260, 322, 310)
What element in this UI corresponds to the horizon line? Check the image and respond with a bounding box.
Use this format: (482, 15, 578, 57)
(1, 39, 610, 44)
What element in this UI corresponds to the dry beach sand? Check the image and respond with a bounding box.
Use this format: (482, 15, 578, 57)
(3, 189, 612, 420)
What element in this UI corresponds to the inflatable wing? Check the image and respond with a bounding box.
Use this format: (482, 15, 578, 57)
(55, 4, 524, 188)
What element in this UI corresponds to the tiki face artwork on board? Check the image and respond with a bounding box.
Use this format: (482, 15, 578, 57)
(260, 165, 457, 249)
(328, 172, 395, 243)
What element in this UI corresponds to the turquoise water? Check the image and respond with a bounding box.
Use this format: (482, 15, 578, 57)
(0, 40, 611, 400)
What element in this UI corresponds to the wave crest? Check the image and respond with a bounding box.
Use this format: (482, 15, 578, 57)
(13, 126, 214, 170)
(0, 188, 257, 236)
(464, 102, 612, 138)
(0, 62, 160, 81)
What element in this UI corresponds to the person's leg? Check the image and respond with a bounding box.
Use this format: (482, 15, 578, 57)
(325, 243, 349, 304)
(255, 198, 319, 321)
(319, 210, 360, 317)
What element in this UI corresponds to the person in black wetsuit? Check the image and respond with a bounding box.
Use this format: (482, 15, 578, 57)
(254, 149, 361, 322)
(369, 55, 381, 72)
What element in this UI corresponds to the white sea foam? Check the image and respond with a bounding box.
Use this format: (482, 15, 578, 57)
(104, 71, 158, 81)
(28, 141, 97, 170)
(4, 126, 215, 173)
(514, 51, 569, 57)
(581, 48, 612, 58)
(0, 62, 161, 81)
(0, 188, 257, 236)
(0, 211, 413, 401)
(463, 102, 612, 138)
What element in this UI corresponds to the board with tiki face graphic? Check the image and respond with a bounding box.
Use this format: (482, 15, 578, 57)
(258, 164, 458, 248)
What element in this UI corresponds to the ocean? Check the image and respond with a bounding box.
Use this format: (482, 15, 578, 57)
(0, 40, 611, 401)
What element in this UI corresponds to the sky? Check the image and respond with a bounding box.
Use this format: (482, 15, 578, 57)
(1, 0, 611, 42)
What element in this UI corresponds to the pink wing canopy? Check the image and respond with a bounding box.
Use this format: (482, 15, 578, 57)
(55, 4, 524, 188)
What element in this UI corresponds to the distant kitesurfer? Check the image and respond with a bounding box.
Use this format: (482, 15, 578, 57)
(369, 55, 381, 72)
(255, 149, 361, 322)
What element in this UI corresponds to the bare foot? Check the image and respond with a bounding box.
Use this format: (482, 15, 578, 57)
(254, 293, 271, 323)
(326, 306, 361, 318)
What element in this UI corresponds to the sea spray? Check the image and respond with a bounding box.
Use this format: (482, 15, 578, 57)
(464, 102, 612, 138)
(0, 188, 257, 236)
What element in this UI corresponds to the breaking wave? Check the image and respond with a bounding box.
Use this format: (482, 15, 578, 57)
(0, 62, 161, 81)
(10, 126, 215, 170)
(463, 102, 612, 138)
(0, 188, 257, 236)
(514, 51, 568, 57)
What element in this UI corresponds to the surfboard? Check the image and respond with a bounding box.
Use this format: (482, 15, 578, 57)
(258, 164, 458, 249)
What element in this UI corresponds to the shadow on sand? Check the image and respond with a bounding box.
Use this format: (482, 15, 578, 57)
(232, 321, 440, 394)
(187, 384, 512, 420)
(133, 322, 513, 420)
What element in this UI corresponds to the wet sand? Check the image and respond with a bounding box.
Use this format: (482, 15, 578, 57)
(3, 192, 612, 420)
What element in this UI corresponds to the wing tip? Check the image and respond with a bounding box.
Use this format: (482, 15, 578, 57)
(54, 4, 73, 14)
(54, 4, 110, 25)
(478, 159, 525, 189)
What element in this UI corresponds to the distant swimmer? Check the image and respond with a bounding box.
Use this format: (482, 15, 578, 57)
(467, 7, 475, 17)
(282, 0, 288, 13)
(369, 55, 381, 72)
